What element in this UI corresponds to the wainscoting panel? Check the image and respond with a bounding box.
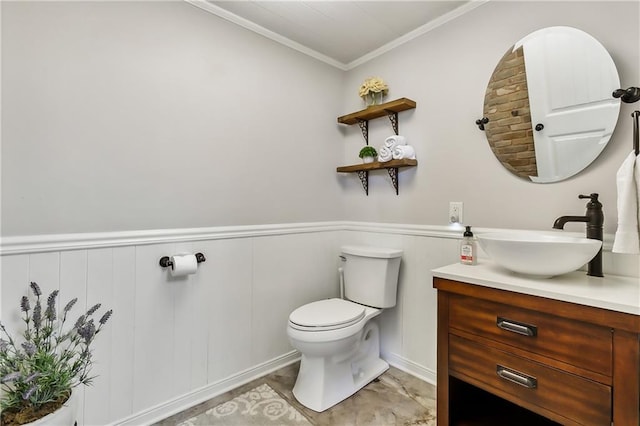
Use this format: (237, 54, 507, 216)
(399, 235, 458, 377)
(1, 223, 632, 425)
(133, 242, 175, 413)
(108, 247, 137, 423)
(199, 238, 253, 385)
(0, 225, 346, 425)
(251, 232, 340, 364)
(1, 253, 30, 329)
(338, 229, 460, 384)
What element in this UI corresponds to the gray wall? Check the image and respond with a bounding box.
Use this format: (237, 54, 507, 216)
(1, 1, 344, 236)
(2, 1, 639, 236)
(341, 1, 639, 235)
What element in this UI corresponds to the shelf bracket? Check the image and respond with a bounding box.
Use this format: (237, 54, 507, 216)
(387, 167, 399, 195)
(357, 170, 369, 195)
(386, 111, 399, 135)
(357, 120, 369, 145)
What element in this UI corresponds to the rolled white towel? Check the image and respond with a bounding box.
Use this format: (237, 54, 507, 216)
(392, 145, 416, 160)
(384, 135, 407, 150)
(378, 146, 393, 162)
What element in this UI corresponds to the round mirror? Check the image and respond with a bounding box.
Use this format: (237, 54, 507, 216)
(482, 26, 621, 183)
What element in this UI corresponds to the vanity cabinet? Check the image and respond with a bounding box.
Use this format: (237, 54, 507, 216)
(434, 276, 640, 426)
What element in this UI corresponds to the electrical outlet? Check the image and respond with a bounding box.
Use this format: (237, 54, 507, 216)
(449, 202, 463, 224)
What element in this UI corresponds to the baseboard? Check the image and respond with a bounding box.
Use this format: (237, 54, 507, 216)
(383, 351, 437, 386)
(109, 351, 301, 426)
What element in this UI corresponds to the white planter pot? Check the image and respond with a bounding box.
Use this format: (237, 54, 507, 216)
(28, 391, 78, 426)
(362, 156, 375, 164)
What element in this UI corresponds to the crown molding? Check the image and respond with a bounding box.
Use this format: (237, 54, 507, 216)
(184, 0, 490, 71)
(346, 0, 490, 70)
(184, 0, 348, 71)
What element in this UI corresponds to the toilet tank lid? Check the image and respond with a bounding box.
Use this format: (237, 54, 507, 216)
(341, 245, 403, 259)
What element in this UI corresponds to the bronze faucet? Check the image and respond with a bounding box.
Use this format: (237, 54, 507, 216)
(552, 193, 604, 277)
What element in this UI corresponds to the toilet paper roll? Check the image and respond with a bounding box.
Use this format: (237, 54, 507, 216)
(170, 254, 198, 277)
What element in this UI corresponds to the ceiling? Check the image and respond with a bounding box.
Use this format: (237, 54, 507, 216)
(186, 1, 486, 70)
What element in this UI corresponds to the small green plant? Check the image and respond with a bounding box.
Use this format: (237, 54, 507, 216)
(0, 282, 112, 425)
(358, 146, 378, 159)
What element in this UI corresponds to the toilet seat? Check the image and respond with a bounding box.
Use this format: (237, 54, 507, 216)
(289, 299, 365, 331)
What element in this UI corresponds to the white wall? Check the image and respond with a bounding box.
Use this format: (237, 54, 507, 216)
(1, 1, 344, 236)
(340, 228, 460, 381)
(0, 225, 460, 425)
(1, 226, 342, 425)
(340, 1, 640, 235)
(2, 225, 635, 425)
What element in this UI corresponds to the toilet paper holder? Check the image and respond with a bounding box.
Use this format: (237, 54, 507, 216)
(159, 253, 206, 268)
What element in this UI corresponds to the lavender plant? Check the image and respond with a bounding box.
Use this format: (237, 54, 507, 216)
(0, 282, 112, 424)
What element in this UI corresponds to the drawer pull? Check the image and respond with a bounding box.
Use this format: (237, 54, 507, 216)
(496, 365, 538, 389)
(496, 317, 537, 337)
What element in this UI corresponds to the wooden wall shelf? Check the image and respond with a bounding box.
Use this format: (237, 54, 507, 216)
(337, 159, 417, 195)
(336, 97, 417, 195)
(336, 158, 417, 173)
(337, 98, 416, 125)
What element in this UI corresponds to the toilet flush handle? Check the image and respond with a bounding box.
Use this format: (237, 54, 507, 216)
(338, 255, 346, 299)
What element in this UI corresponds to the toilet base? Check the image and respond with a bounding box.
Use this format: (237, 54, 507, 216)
(291, 321, 387, 412)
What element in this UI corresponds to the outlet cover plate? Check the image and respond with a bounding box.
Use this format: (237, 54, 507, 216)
(449, 202, 463, 224)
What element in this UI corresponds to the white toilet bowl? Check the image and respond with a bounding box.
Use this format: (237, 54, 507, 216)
(287, 298, 389, 412)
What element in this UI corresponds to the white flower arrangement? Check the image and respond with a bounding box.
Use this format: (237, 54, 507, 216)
(358, 77, 389, 99)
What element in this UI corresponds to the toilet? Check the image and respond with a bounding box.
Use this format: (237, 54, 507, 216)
(287, 245, 402, 412)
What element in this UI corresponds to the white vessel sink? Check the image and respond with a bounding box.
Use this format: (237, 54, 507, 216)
(477, 231, 602, 278)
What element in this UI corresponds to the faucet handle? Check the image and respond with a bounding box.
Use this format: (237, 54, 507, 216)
(579, 193, 599, 202)
(579, 193, 602, 209)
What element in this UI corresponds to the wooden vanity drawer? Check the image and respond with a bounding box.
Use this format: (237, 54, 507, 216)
(448, 294, 612, 376)
(449, 334, 612, 426)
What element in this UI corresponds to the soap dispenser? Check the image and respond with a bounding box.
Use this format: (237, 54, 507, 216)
(460, 226, 477, 265)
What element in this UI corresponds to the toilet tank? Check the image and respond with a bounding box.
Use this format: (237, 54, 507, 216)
(341, 245, 402, 308)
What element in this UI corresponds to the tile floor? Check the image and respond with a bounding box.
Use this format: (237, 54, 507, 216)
(155, 361, 437, 425)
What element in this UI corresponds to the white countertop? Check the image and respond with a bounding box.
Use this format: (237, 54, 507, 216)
(432, 260, 640, 315)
